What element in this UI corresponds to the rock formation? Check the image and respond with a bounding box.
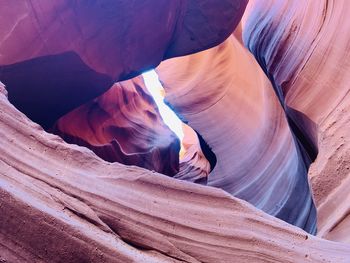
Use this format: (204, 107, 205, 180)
(175, 124, 211, 184)
(51, 77, 180, 176)
(242, 0, 350, 243)
(0, 83, 349, 262)
(1, 0, 350, 262)
(0, 0, 247, 128)
(157, 35, 316, 233)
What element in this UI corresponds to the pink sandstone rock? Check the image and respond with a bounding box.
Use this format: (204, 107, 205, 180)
(242, 0, 350, 243)
(0, 0, 248, 128)
(51, 77, 180, 176)
(0, 84, 349, 262)
(1, 0, 350, 261)
(157, 35, 316, 233)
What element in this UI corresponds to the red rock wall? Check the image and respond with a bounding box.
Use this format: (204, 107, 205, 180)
(157, 35, 316, 233)
(52, 77, 180, 176)
(1, 0, 350, 261)
(0, 82, 349, 262)
(242, 0, 350, 243)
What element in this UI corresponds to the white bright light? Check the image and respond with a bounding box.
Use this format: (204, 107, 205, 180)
(142, 70, 184, 141)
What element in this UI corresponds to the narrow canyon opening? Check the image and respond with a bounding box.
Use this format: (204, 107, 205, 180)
(1, 58, 213, 181)
(143, 69, 215, 183)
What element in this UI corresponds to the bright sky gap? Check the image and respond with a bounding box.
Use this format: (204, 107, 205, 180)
(142, 70, 184, 142)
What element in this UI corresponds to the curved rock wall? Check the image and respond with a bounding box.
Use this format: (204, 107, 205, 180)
(176, 124, 211, 184)
(0, 83, 349, 262)
(157, 35, 316, 233)
(242, 0, 350, 242)
(52, 77, 180, 176)
(0, 0, 248, 128)
(1, 0, 350, 261)
(0, 0, 245, 78)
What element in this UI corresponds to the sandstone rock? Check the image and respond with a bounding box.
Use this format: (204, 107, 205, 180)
(243, 0, 350, 243)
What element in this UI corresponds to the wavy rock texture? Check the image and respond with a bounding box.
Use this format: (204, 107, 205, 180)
(0, 83, 350, 262)
(242, 0, 350, 243)
(0, 0, 247, 128)
(175, 124, 211, 184)
(157, 35, 317, 233)
(0, 0, 247, 77)
(1, 0, 350, 262)
(52, 77, 180, 176)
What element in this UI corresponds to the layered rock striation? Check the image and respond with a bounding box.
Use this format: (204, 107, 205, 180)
(0, 82, 349, 262)
(157, 35, 317, 233)
(1, 0, 350, 261)
(242, 0, 350, 243)
(52, 77, 180, 176)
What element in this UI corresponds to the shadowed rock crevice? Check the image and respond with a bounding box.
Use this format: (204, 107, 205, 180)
(0, 52, 113, 129)
(286, 107, 319, 164)
(196, 131, 217, 172)
(243, 46, 319, 170)
(2, 71, 182, 176)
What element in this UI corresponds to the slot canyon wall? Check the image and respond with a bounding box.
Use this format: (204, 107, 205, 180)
(51, 77, 180, 177)
(242, 0, 350, 243)
(0, 0, 350, 262)
(157, 35, 317, 233)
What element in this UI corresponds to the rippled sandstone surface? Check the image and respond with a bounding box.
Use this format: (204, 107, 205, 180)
(1, 0, 350, 262)
(0, 82, 349, 262)
(157, 35, 317, 233)
(51, 77, 180, 176)
(242, 0, 350, 244)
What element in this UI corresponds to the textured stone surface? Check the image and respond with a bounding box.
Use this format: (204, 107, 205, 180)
(242, 0, 350, 243)
(157, 35, 316, 233)
(0, 84, 349, 262)
(1, 0, 350, 261)
(175, 124, 211, 184)
(0, 0, 245, 78)
(52, 77, 180, 176)
(0, 0, 247, 127)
